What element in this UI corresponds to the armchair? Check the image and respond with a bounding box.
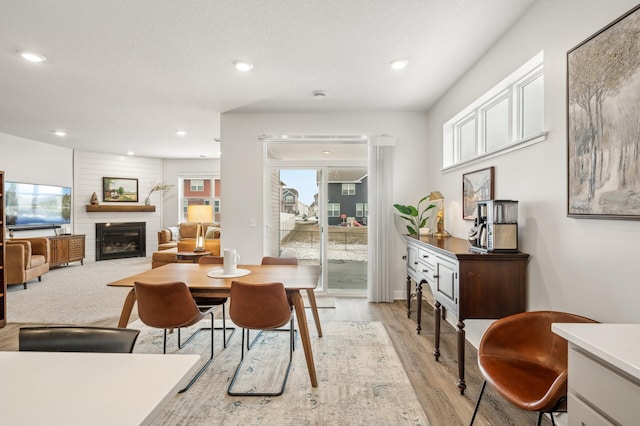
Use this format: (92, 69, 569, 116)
(6, 238, 51, 289)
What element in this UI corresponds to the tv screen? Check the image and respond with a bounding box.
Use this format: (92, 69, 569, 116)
(5, 181, 72, 229)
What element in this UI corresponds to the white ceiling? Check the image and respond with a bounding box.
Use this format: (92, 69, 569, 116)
(0, 0, 535, 159)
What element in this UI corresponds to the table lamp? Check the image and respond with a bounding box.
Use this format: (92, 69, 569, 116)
(187, 205, 213, 252)
(429, 191, 446, 237)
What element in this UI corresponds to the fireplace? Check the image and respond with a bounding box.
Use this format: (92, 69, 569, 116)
(96, 222, 146, 261)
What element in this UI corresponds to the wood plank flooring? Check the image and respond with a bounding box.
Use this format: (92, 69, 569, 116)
(0, 297, 545, 425)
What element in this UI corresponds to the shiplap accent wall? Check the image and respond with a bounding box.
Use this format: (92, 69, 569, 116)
(73, 151, 163, 262)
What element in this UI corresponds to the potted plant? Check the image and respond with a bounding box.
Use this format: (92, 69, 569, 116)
(394, 195, 436, 236)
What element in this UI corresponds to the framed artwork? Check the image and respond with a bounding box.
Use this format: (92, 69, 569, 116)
(103, 177, 139, 202)
(567, 4, 640, 220)
(462, 166, 494, 220)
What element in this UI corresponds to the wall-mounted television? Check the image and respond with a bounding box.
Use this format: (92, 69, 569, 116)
(5, 181, 72, 230)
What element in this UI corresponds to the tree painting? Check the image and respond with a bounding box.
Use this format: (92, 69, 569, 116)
(568, 6, 640, 218)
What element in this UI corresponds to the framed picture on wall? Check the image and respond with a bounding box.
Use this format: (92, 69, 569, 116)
(567, 4, 640, 220)
(103, 177, 139, 202)
(462, 167, 494, 220)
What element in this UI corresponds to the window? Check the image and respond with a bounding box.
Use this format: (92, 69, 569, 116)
(214, 199, 220, 213)
(190, 179, 204, 192)
(356, 203, 364, 217)
(328, 203, 340, 217)
(285, 194, 294, 203)
(342, 183, 355, 195)
(443, 51, 546, 169)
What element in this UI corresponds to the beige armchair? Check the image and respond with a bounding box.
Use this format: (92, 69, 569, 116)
(6, 238, 51, 289)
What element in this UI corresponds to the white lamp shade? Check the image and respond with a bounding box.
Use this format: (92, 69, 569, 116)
(187, 205, 212, 223)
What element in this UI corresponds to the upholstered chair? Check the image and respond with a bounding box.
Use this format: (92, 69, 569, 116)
(6, 238, 50, 289)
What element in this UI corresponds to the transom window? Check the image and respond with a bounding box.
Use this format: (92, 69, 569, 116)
(443, 51, 547, 169)
(342, 183, 355, 195)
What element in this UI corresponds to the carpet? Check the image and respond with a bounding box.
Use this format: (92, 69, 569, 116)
(130, 320, 429, 426)
(5, 257, 151, 324)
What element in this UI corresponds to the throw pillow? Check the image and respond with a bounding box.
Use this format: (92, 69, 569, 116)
(167, 226, 180, 241)
(205, 226, 220, 239)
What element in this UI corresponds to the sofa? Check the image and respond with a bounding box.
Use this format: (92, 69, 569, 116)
(6, 237, 51, 289)
(153, 222, 221, 268)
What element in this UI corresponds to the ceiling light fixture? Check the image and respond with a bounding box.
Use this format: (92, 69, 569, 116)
(176, 130, 187, 136)
(53, 130, 67, 137)
(20, 51, 47, 63)
(312, 90, 327, 99)
(323, 150, 331, 154)
(126, 151, 135, 156)
(389, 59, 409, 70)
(233, 60, 254, 72)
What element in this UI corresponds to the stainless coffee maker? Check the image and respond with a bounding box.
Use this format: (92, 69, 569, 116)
(472, 200, 519, 252)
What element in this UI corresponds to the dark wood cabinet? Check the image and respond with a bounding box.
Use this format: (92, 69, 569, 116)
(405, 235, 529, 394)
(0, 171, 5, 327)
(49, 234, 85, 267)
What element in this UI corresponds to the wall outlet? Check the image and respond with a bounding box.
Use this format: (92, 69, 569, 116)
(249, 218, 256, 227)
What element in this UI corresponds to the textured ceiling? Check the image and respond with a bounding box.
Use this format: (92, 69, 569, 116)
(0, 0, 535, 159)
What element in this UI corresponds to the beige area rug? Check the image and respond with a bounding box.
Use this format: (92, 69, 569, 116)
(5, 257, 151, 324)
(130, 320, 429, 426)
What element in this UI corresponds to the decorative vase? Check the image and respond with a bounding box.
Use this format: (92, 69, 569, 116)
(144, 197, 151, 206)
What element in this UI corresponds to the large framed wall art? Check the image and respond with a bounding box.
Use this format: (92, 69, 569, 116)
(567, 4, 640, 220)
(103, 177, 139, 202)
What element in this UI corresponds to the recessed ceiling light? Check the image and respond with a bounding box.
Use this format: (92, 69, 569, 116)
(389, 59, 409, 70)
(126, 151, 135, 156)
(323, 150, 331, 154)
(20, 51, 47, 63)
(176, 130, 187, 136)
(53, 130, 67, 137)
(312, 90, 327, 98)
(233, 60, 254, 72)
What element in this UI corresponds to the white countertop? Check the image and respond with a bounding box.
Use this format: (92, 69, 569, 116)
(552, 323, 640, 380)
(0, 351, 200, 426)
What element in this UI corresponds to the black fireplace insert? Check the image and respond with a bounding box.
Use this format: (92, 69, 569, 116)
(95, 222, 146, 261)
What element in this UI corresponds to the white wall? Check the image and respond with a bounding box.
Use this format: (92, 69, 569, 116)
(73, 151, 163, 262)
(425, 0, 640, 345)
(161, 158, 220, 227)
(0, 134, 73, 238)
(220, 112, 429, 274)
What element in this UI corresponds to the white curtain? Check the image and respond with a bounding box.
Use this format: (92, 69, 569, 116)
(367, 135, 395, 302)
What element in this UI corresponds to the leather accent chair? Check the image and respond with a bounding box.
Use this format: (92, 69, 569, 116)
(134, 281, 216, 392)
(470, 311, 598, 426)
(227, 281, 294, 396)
(261, 256, 298, 266)
(6, 238, 50, 289)
(19, 326, 140, 353)
(194, 255, 236, 347)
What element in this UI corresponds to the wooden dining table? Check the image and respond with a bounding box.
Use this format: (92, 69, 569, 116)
(107, 262, 322, 387)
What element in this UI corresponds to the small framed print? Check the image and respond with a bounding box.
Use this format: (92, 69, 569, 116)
(103, 177, 139, 202)
(462, 167, 494, 220)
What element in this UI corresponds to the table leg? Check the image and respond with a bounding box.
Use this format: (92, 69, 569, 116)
(416, 280, 425, 334)
(406, 275, 412, 318)
(457, 320, 466, 395)
(117, 289, 137, 328)
(290, 290, 318, 387)
(305, 289, 323, 338)
(433, 300, 441, 361)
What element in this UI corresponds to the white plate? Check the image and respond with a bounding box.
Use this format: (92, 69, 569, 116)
(206, 268, 251, 279)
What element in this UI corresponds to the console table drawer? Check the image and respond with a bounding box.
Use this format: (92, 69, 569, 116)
(569, 347, 640, 425)
(418, 247, 436, 268)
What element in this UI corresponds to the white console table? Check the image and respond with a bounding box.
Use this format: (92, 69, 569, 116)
(552, 323, 640, 425)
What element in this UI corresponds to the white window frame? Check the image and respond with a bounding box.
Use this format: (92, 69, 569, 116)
(356, 203, 364, 217)
(328, 203, 340, 217)
(341, 183, 355, 195)
(190, 179, 204, 192)
(443, 51, 547, 171)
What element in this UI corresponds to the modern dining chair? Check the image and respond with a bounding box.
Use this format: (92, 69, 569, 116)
(227, 280, 295, 396)
(134, 280, 216, 392)
(195, 255, 236, 348)
(470, 311, 598, 426)
(19, 326, 140, 353)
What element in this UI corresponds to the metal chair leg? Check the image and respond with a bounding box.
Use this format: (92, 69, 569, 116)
(469, 380, 486, 426)
(179, 311, 215, 393)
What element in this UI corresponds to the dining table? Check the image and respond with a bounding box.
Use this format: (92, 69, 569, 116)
(0, 351, 200, 426)
(107, 262, 322, 387)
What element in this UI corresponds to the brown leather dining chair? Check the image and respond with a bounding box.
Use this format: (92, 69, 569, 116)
(227, 280, 295, 396)
(470, 311, 598, 426)
(194, 255, 236, 348)
(19, 326, 140, 353)
(134, 281, 216, 392)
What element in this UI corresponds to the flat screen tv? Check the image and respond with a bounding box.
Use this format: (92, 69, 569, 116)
(5, 181, 72, 230)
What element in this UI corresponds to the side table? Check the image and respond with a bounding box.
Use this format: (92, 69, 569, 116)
(175, 251, 212, 263)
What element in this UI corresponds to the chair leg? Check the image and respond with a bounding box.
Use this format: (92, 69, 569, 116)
(213, 303, 236, 348)
(537, 412, 543, 426)
(23, 282, 27, 290)
(179, 311, 215, 393)
(178, 307, 219, 349)
(469, 380, 486, 426)
(228, 319, 295, 397)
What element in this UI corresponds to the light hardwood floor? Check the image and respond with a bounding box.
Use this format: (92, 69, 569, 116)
(0, 296, 544, 425)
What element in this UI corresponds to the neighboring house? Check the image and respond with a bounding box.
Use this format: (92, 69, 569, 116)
(183, 178, 221, 222)
(282, 187, 299, 214)
(325, 169, 368, 226)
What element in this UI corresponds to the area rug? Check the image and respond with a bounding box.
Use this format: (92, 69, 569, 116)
(5, 257, 151, 324)
(130, 320, 429, 426)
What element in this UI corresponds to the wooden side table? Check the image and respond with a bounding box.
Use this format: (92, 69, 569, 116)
(175, 251, 212, 263)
